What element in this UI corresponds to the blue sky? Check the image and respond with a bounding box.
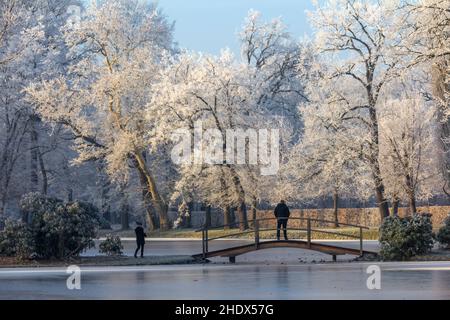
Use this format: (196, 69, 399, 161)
(156, 0, 315, 55)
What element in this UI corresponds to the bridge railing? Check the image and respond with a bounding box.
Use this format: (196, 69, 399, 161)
(196, 217, 370, 260)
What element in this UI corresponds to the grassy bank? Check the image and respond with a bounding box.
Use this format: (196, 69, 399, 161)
(0, 255, 198, 268)
(412, 250, 450, 261)
(99, 227, 380, 240)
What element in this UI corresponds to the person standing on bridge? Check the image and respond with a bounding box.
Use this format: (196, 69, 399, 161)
(134, 221, 147, 258)
(274, 200, 290, 241)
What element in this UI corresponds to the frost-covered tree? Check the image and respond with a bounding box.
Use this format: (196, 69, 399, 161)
(401, 0, 450, 195)
(402, 0, 449, 104)
(283, 69, 372, 225)
(151, 51, 254, 230)
(240, 10, 306, 118)
(307, 0, 409, 219)
(0, 1, 109, 218)
(0, 0, 45, 216)
(238, 10, 307, 217)
(152, 11, 307, 230)
(26, 0, 77, 196)
(26, 0, 176, 230)
(0, 0, 44, 67)
(379, 96, 442, 214)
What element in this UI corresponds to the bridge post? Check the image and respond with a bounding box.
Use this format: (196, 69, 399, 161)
(254, 219, 260, 249)
(202, 229, 206, 260)
(359, 227, 363, 256)
(307, 218, 311, 248)
(205, 228, 209, 254)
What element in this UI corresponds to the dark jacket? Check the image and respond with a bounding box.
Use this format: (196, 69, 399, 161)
(274, 203, 290, 218)
(135, 226, 147, 244)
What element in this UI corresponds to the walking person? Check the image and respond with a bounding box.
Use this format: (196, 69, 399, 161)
(274, 200, 290, 241)
(134, 221, 147, 258)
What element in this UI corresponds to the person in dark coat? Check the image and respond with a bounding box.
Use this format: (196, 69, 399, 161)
(274, 200, 290, 241)
(134, 222, 147, 258)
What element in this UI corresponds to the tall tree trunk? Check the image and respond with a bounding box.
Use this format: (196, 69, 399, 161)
(184, 201, 193, 228)
(37, 150, 48, 195)
(229, 167, 248, 231)
(0, 162, 14, 218)
(0, 114, 28, 217)
(230, 207, 236, 227)
(369, 104, 390, 220)
(121, 209, 129, 230)
(136, 162, 159, 231)
(204, 205, 211, 228)
(0, 177, 8, 217)
(251, 198, 257, 228)
(144, 204, 158, 231)
(391, 197, 399, 216)
(236, 202, 248, 231)
(29, 119, 39, 193)
(408, 195, 417, 216)
(406, 179, 417, 216)
(97, 165, 111, 222)
(332, 191, 339, 228)
(0, 201, 4, 217)
(439, 122, 450, 197)
(133, 152, 170, 230)
(119, 182, 130, 230)
(67, 188, 73, 202)
(223, 206, 232, 230)
(374, 183, 390, 220)
(405, 175, 417, 215)
(218, 169, 233, 230)
(432, 58, 450, 198)
(62, 160, 73, 202)
(120, 201, 130, 230)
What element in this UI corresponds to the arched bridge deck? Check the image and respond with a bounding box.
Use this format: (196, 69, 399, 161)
(192, 218, 377, 263)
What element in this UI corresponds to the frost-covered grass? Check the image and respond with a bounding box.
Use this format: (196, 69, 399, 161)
(100, 227, 379, 240)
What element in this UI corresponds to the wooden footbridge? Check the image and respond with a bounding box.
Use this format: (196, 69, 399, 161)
(192, 217, 377, 263)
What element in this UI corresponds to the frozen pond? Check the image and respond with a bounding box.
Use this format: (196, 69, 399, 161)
(1, 240, 449, 299)
(0, 261, 450, 299)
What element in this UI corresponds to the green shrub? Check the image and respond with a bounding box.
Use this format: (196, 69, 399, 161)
(7, 193, 100, 259)
(436, 215, 450, 249)
(0, 219, 35, 259)
(32, 203, 98, 259)
(379, 213, 434, 261)
(19, 193, 59, 223)
(99, 235, 123, 256)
